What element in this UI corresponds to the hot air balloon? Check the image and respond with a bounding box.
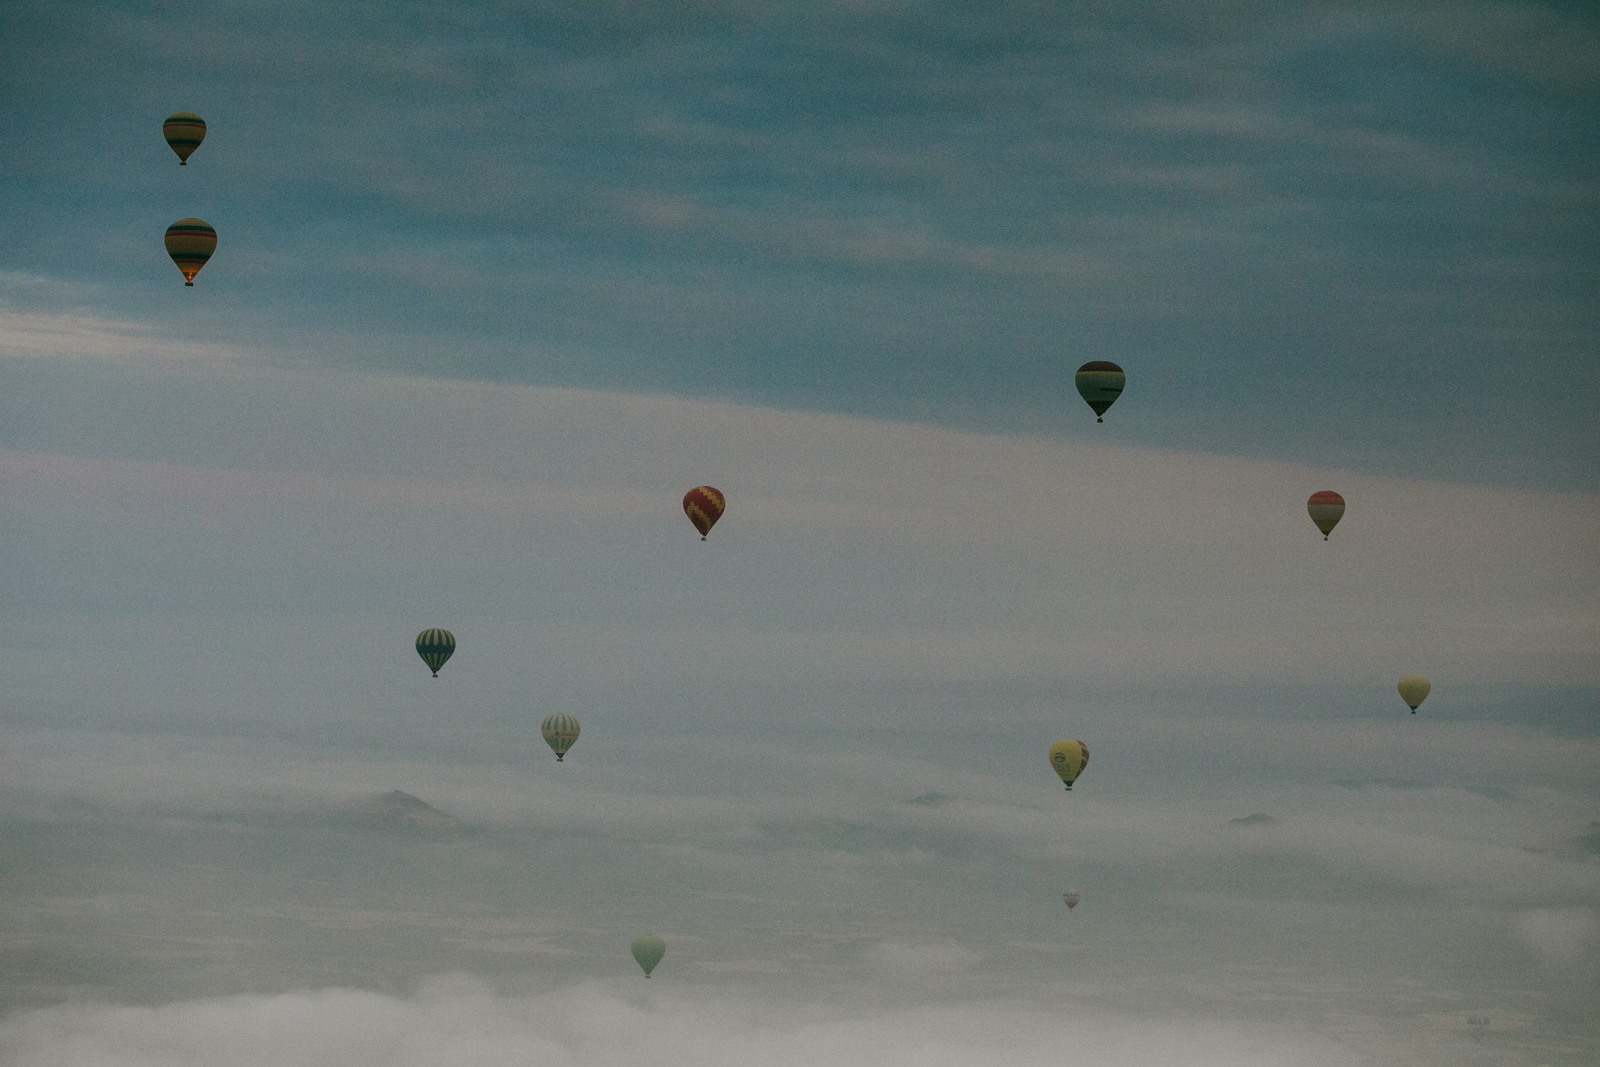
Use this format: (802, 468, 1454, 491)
(1048, 739, 1089, 791)
(164, 219, 216, 285)
(683, 486, 725, 540)
(631, 934, 666, 977)
(415, 629, 455, 677)
(540, 713, 580, 761)
(1062, 891, 1081, 910)
(1074, 361, 1125, 423)
(1467, 1015, 1489, 1042)
(1306, 491, 1344, 540)
(162, 112, 206, 164)
(1398, 674, 1430, 713)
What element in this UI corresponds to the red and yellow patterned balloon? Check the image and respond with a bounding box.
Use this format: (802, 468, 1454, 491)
(1306, 490, 1345, 540)
(683, 486, 725, 540)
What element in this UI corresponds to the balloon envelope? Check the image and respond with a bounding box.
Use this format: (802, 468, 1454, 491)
(1063, 891, 1080, 909)
(164, 218, 216, 285)
(1048, 739, 1089, 790)
(1306, 490, 1345, 539)
(162, 112, 206, 164)
(1074, 361, 1125, 422)
(683, 486, 726, 539)
(415, 628, 455, 676)
(1398, 674, 1430, 712)
(631, 934, 666, 977)
(540, 713, 580, 761)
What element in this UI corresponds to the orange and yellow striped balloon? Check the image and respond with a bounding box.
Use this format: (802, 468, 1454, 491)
(683, 486, 726, 540)
(164, 219, 216, 285)
(162, 112, 206, 164)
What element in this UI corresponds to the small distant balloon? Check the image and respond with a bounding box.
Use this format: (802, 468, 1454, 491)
(1306, 491, 1345, 540)
(415, 628, 456, 677)
(164, 218, 216, 285)
(683, 486, 725, 540)
(540, 713, 580, 761)
(631, 934, 666, 977)
(1062, 891, 1081, 910)
(1397, 674, 1430, 713)
(162, 112, 206, 164)
(1048, 739, 1089, 791)
(1074, 361, 1125, 422)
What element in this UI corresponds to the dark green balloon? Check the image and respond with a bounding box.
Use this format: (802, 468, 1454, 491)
(1074, 361, 1125, 422)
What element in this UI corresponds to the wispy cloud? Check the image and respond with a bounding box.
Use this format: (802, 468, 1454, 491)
(0, 977, 1416, 1066)
(0, 309, 248, 364)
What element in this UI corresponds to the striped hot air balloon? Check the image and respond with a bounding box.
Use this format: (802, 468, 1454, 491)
(1048, 739, 1089, 791)
(1306, 490, 1345, 540)
(164, 219, 216, 285)
(683, 486, 725, 540)
(415, 628, 455, 676)
(1074, 361, 1125, 422)
(540, 713, 581, 761)
(162, 112, 206, 164)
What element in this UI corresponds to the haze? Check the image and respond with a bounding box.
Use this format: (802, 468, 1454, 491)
(1, 2, 1596, 1065)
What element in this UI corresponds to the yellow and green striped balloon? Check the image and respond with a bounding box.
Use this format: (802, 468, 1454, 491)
(164, 218, 216, 285)
(1074, 361, 1125, 422)
(540, 713, 581, 761)
(415, 628, 455, 676)
(1048, 738, 1089, 790)
(162, 112, 206, 164)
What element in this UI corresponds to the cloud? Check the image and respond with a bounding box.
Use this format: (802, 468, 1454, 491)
(0, 309, 248, 364)
(1517, 908, 1599, 965)
(4, 359, 1595, 702)
(866, 941, 980, 972)
(0, 979, 1374, 1067)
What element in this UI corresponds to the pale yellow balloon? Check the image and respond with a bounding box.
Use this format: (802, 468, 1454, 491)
(1048, 739, 1089, 790)
(1397, 674, 1431, 712)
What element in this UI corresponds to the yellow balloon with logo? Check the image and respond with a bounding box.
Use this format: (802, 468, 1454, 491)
(1048, 739, 1089, 790)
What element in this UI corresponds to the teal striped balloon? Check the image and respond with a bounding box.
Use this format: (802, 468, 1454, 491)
(415, 628, 455, 676)
(540, 713, 580, 761)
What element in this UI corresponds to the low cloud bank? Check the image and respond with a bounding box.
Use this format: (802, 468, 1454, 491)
(0, 976, 1367, 1067)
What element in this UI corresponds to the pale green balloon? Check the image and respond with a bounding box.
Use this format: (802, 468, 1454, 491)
(1397, 674, 1431, 712)
(631, 934, 666, 977)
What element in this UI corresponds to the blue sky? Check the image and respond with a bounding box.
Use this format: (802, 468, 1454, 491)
(1, 3, 1597, 1065)
(4, 0, 1596, 483)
